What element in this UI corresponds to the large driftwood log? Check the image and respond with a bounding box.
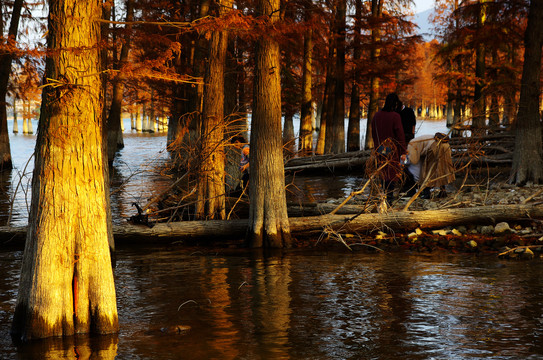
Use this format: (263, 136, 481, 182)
(1, 204, 542, 245)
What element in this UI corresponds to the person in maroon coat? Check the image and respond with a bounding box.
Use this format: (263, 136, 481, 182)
(371, 93, 407, 203)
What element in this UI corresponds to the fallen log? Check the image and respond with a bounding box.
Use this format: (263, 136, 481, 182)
(286, 202, 367, 217)
(284, 150, 371, 172)
(283, 146, 512, 173)
(2, 204, 542, 245)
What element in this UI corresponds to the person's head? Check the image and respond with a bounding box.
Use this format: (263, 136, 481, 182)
(231, 135, 247, 149)
(382, 93, 400, 112)
(396, 100, 403, 113)
(434, 132, 450, 142)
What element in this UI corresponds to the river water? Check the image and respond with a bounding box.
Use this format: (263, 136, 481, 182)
(2, 248, 543, 359)
(7, 118, 541, 359)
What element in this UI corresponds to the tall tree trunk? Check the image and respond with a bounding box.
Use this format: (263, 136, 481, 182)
(196, 0, 233, 220)
(100, 2, 115, 261)
(299, 9, 313, 156)
(11, 0, 118, 340)
(183, 0, 210, 149)
(248, 0, 291, 248)
(472, 0, 487, 136)
(364, 0, 383, 150)
(224, 38, 243, 192)
(281, 50, 296, 156)
(106, 0, 135, 163)
(168, 0, 209, 162)
(315, 41, 335, 155)
(488, 50, 500, 129)
(510, 0, 543, 185)
(0, 0, 24, 171)
(502, 43, 517, 126)
(283, 113, 295, 158)
(347, 0, 362, 152)
(326, 0, 346, 154)
(451, 0, 463, 138)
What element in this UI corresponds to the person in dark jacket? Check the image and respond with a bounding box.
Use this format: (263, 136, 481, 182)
(396, 101, 417, 143)
(371, 93, 407, 203)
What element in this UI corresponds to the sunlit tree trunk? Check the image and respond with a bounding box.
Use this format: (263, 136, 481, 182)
(168, 0, 209, 160)
(0, 0, 23, 170)
(11, 0, 118, 340)
(347, 0, 362, 152)
(106, 0, 135, 163)
(510, 0, 543, 185)
(365, 0, 382, 150)
(196, 0, 233, 219)
(315, 41, 335, 155)
(299, 7, 313, 156)
(22, 102, 28, 134)
(180, 0, 209, 152)
(247, 0, 291, 248)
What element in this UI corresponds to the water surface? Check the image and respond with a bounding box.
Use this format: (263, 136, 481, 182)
(1, 248, 543, 359)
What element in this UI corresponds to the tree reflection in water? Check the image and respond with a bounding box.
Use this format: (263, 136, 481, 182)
(3, 247, 543, 358)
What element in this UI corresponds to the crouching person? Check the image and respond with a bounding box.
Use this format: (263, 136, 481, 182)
(402, 132, 455, 199)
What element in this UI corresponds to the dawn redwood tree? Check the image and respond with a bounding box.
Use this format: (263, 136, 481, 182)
(247, 0, 292, 248)
(315, 39, 335, 155)
(325, 0, 346, 154)
(196, 0, 233, 219)
(11, 0, 119, 340)
(510, 0, 543, 184)
(347, 0, 362, 152)
(471, 0, 488, 136)
(364, 0, 383, 150)
(299, 2, 313, 155)
(106, 0, 135, 163)
(0, 0, 24, 170)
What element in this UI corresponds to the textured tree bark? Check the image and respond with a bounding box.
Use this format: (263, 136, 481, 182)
(11, 0, 118, 340)
(248, 0, 291, 248)
(105, 0, 135, 163)
(315, 40, 335, 155)
(510, 0, 543, 185)
(471, 0, 487, 136)
(365, 0, 383, 150)
(299, 13, 313, 156)
(326, 0, 346, 154)
(0, 0, 24, 170)
(196, 0, 232, 219)
(347, 0, 362, 152)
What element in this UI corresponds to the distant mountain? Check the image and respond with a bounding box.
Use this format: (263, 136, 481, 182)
(414, 8, 435, 41)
